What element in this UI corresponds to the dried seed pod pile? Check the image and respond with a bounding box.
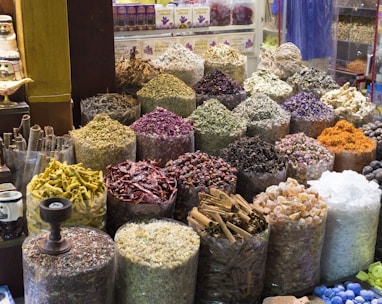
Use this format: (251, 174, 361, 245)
(152, 43, 204, 87)
(26, 159, 107, 234)
(361, 120, 382, 160)
(258, 42, 302, 80)
(252, 178, 327, 296)
(220, 136, 287, 201)
(164, 151, 237, 222)
(70, 113, 136, 172)
(275, 133, 334, 186)
(320, 82, 375, 127)
(192, 69, 246, 109)
(137, 73, 196, 118)
(187, 99, 246, 156)
(188, 188, 269, 303)
(115, 51, 162, 95)
(104, 160, 178, 236)
(287, 66, 340, 98)
(244, 69, 293, 103)
(114, 219, 200, 304)
(80, 93, 140, 126)
(232, 93, 291, 143)
(202, 44, 247, 83)
(130, 107, 194, 166)
(23, 227, 115, 304)
(281, 91, 337, 138)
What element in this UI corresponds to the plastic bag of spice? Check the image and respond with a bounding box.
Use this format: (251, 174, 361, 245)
(152, 43, 205, 87)
(130, 107, 195, 167)
(114, 219, 200, 304)
(252, 178, 327, 297)
(23, 226, 115, 304)
(220, 136, 287, 203)
(233, 93, 291, 144)
(309, 171, 381, 282)
(187, 188, 269, 303)
(164, 151, 237, 222)
(195, 232, 268, 303)
(317, 120, 377, 173)
(25, 159, 107, 235)
(137, 73, 196, 118)
(202, 44, 247, 84)
(276, 133, 335, 186)
(104, 160, 178, 237)
(188, 99, 247, 156)
(80, 93, 141, 126)
(70, 113, 136, 172)
(193, 69, 247, 110)
(209, 0, 232, 26)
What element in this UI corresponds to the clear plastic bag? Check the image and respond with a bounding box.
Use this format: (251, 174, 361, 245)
(26, 189, 107, 235)
(195, 231, 269, 303)
(23, 226, 115, 304)
(263, 217, 326, 296)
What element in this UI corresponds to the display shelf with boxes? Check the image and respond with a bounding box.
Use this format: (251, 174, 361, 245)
(333, 0, 378, 87)
(113, 0, 264, 76)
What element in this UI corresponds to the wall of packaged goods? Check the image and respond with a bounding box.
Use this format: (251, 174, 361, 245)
(113, 0, 264, 75)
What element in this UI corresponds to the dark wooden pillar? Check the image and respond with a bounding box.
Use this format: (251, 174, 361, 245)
(67, 0, 116, 127)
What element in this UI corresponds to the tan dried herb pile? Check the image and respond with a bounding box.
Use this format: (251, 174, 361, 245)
(114, 219, 200, 303)
(70, 113, 136, 172)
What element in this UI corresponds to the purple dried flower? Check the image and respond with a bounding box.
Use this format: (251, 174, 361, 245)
(130, 107, 194, 137)
(281, 91, 335, 121)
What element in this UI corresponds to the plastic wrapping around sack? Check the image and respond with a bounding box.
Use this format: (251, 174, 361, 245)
(3, 142, 74, 197)
(308, 171, 382, 282)
(23, 227, 115, 304)
(263, 216, 326, 297)
(195, 231, 269, 304)
(114, 219, 200, 304)
(286, 0, 333, 61)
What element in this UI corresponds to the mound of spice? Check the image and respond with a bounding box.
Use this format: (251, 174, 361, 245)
(276, 133, 335, 186)
(115, 49, 162, 96)
(70, 113, 136, 172)
(287, 67, 340, 98)
(317, 120, 376, 173)
(308, 170, 381, 282)
(252, 178, 327, 296)
(188, 188, 268, 303)
(244, 69, 293, 103)
(164, 151, 237, 222)
(80, 93, 140, 126)
(232, 93, 291, 143)
(104, 160, 178, 236)
(23, 226, 115, 304)
(137, 73, 196, 117)
(320, 82, 375, 127)
(152, 43, 204, 87)
(114, 219, 200, 304)
(202, 44, 247, 83)
(26, 159, 107, 234)
(220, 136, 286, 201)
(281, 91, 337, 138)
(130, 107, 194, 166)
(360, 120, 382, 160)
(193, 69, 246, 109)
(187, 99, 246, 156)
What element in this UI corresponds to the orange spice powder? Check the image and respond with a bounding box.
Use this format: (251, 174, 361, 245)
(317, 120, 376, 154)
